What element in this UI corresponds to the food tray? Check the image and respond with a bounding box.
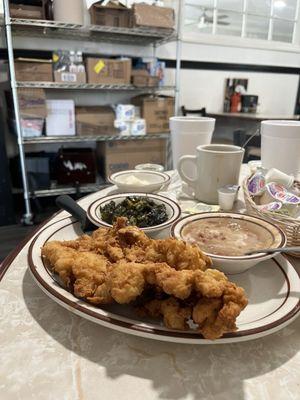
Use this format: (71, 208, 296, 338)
(243, 176, 300, 258)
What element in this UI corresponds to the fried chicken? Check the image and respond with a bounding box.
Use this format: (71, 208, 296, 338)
(142, 298, 192, 331)
(42, 242, 112, 304)
(41, 217, 247, 339)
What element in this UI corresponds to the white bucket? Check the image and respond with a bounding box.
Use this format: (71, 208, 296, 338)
(169, 116, 215, 175)
(261, 120, 300, 179)
(53, 0, 84, 25)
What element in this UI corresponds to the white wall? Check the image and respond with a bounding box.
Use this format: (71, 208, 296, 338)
(158, 40, 300, 116)
(174, 70, 299, 115)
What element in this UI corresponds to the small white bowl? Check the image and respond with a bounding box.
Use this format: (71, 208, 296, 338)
(171, 212, 287, 274)
(109, 170, 170, 193)
(87, 192, 181, 235)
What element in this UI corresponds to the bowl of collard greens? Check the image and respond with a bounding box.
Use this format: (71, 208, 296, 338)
(87, 193, 181, 235)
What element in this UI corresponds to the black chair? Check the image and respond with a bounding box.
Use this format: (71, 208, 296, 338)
(233, 129, 261, 162)
(181, 106, 207, 117)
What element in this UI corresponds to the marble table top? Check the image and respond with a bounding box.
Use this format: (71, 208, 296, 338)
(1, 168, 300, 400)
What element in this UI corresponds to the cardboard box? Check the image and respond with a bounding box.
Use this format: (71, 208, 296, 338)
(10, 4, 44, 19)
(54, 70, 86, 84)
(86, 58, 131, 85)
(97, 139, 166, 180)
(20, 118, 44, 138)
(132, 75, 159, 87)
(46, 100, 75, 136)
(90, 1, 131, 27)
(131, 69, 149, 77)
(15, 58, 53, 82)
(132, 4, 175, 29)
(132, 95, 174, 133)
(76, 106, 118, 136)
(18, 88, 47, 118)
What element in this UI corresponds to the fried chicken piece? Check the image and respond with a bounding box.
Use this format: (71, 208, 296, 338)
(108, 261, 146, 304)
(144, 238, 212, 271)
(42, 242, 112, 304)
(42, 218, 248, 339)
(148, 264, 195, 300)
(72, 252, 112, 304)
(134, 268, 247, 338)
(42, 241, 77, 287)
(142, 298, 192, 330)
(91, 217, 151, 262)
(90, 218, 210, 271)
(193, 284, 248, 339)
(194, 269, 228, 298)
(60, 234, 95, 252)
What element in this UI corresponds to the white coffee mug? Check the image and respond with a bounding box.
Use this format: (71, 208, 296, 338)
(178, 144, 245, 204)
(170, 117, 215, 176)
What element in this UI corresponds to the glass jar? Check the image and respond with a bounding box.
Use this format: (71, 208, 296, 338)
(135, 163, 164, 172)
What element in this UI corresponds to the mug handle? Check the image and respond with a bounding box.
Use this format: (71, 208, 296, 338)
(177, 155, 197, 188)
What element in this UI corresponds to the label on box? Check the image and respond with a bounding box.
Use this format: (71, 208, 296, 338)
(94, 60, 105, 74)
(61, 73, 77, 82)
(53, 53, 59, 63)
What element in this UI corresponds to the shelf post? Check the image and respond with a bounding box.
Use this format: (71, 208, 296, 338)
(3, 0, 33, 224)
(174, 0, 183, 116)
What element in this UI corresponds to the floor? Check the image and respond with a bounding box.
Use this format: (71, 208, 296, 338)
(0, 225, 35, 262)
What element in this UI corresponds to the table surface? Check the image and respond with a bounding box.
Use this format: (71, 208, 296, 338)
(1, 166, 300, 400)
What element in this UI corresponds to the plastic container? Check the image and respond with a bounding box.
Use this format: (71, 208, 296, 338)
(218, 186, 238, 211)
(265, 168, 294, 188)
(261, 120, 300, 179)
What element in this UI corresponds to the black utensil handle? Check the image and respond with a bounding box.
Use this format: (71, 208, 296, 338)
(56, 195, 87, 226)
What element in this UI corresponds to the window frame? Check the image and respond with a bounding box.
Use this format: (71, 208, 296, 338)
(183, 0, 300, 46)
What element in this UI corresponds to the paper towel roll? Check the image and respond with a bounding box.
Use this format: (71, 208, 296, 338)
(53, 0, 84, 25)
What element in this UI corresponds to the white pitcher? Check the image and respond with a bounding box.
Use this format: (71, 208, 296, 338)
(178, 144, 245, 204)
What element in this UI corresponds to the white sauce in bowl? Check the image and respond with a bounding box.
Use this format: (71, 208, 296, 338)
(182, 218, 274, 256)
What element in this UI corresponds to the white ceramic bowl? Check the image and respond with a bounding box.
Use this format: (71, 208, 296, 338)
(87, 192, 181, 234)
(171, 212, 287, 274)
(109, 170, 170, 193)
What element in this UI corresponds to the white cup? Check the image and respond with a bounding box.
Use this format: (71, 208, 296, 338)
(178, 144, 245, 204)
(261, 120, 300, 179)
(218, 187, 237, 211)
(170, 117, 215, 176)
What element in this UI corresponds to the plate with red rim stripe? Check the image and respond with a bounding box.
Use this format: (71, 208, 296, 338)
(28, 217, 300, 344)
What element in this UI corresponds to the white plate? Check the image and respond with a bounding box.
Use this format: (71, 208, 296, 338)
(87, 192, 181, 234)
(28, 217, 300, 344)
(109, 170, 170, 193)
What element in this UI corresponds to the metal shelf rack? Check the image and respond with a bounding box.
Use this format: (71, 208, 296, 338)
(11, 18, 177, 45)
(16, 81, 175, 91)
(31, 183, 110, 198)
(3, 0, 182, 224)
(22, 133, 170, 145)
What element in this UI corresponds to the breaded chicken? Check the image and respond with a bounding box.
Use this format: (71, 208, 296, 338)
(41, 217, 248, 339)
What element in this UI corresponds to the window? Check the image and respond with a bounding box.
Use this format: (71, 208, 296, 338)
(184, 0, 299, 44)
